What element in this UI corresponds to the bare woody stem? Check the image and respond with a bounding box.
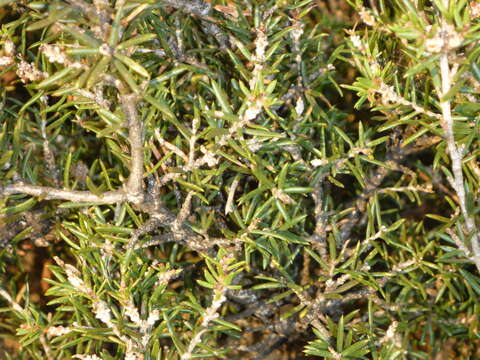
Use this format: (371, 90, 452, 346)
(1, 184, 127, 204)
(439, 50, 480, 271)
(120, 94, 144, 204)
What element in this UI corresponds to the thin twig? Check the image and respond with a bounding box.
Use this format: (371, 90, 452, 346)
(1, 184, 127, 203)
(162, 0, 230, 49)
(120, 94, 144, 204)
(339, 143, 407, 245)
(439, 49, 480, 271)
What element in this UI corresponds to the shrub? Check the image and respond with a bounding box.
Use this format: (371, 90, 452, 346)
(0, 0, 479, 359)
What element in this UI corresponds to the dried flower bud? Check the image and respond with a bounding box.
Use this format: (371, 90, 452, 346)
(272, 188, 295, 205)
(47, 326, 72, 338)
(93, 300, 112, 325)
(0, 56, 14, 67)
(4, 40, 15, 57)
(359, 7, 376, 26)
(16, 60, 46, 83)
(425, 23, 463, 53)
(40, 44, 68, 64)
(99, 43, 114, 56)
(471, 1, 480, 18)
(425, 37, 444, 53)
(73, 355, 103, 360)
(295, 96, 305, 116)
(350, 34, 362, 50)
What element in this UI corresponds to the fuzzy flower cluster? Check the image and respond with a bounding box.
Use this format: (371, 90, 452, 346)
(16, 60, 47, 83)
(46, 326, 72, 338)
(40, 44, 69, 64)
(73, 355, 102, 360)
(124, 300, 160, 347)
(472, 1, 480, 18)
(93, 300, 112, 324)
(40, 44, 85, 69)
(54, 257, 92, 295)
(359, 7, 376, 26)
(425, 23, 463, 53)
(0, 40, 15, 67)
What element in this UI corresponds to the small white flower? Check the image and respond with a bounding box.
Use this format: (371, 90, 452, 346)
(47, 326, 72, 338)
(359, 7, 376, 26)
(40, 44, 68, 64)
(425, 24, 463, 53)
(73, 355, 103, 360)
(291, 23, 304, 44)
(246, 138, 263, 152)
(472, 1, 480, 18)
(93, 301, 112, 325)
(4, 40, 15, 56)
(0, 56, 13, 66)
(147, 309, 160, 326)
(311, 159, 328, 167)
(16, 60, 46, 83)
(125, 302, 141, 325)
(254, 29, 268, 62)
(99, 43, 114, 57)
(425, 37, 444, 53)
(295, 97, 305, 116)
(325, 279, 335, 288)
(243, 100, 262, 121)
(350, 35, 362, 50)
(203, 152, 218, 167)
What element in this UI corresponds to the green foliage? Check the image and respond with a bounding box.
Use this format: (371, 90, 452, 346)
(1, 0, 480, 359)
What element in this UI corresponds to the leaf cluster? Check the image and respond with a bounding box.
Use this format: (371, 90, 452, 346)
(1, 0, 480, 359)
